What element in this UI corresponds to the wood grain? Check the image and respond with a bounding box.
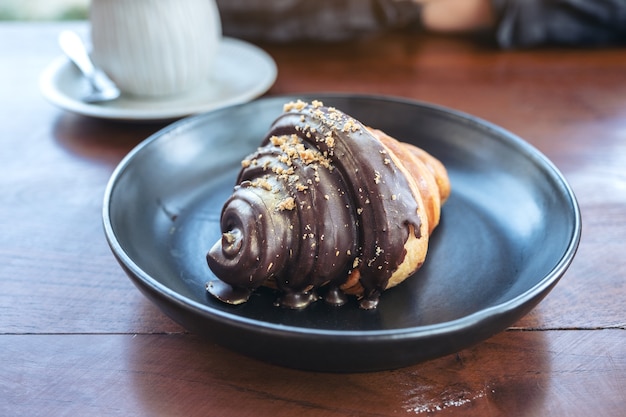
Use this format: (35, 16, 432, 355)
(1, 22, 625, 416)
(2, 331, 624, 417)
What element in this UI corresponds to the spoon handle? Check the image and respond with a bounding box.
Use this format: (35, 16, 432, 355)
(58, 30, 120, 103)
(58, 30, 97, 81)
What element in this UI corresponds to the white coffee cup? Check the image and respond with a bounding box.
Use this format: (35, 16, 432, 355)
(90, 0, 222, 98)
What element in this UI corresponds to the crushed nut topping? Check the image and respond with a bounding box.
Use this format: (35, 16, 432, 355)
(276, 197, 296, 211)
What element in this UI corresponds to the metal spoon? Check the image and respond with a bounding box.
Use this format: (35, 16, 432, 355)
(58, 30, 121, 103)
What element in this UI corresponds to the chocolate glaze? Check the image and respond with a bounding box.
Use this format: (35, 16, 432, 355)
(206, 100, 422, 309)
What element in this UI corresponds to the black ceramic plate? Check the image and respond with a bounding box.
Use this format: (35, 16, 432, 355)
(103, 94, 581, 372)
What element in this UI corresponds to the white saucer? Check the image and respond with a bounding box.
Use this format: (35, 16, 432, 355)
(39, 37, 277, 122)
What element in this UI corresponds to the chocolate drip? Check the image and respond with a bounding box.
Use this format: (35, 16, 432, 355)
(207, 100, 422, 309)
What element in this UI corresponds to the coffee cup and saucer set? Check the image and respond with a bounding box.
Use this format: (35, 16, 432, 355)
(39, 0, 277, 122)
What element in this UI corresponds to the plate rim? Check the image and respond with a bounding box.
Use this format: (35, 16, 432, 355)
(39, 37, 278, 121)
(103, 93, 582, 341)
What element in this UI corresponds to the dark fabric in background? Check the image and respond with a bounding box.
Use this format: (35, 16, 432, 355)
(492, 0, 626, 48)
(215, 0, 626, 47)
(216, 0, 422, 42)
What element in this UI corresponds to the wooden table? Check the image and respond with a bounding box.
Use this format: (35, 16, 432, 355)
(1, 22, 624, 417)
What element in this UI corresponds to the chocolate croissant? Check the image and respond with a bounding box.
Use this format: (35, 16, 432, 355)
(206, 100, 450, 309)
